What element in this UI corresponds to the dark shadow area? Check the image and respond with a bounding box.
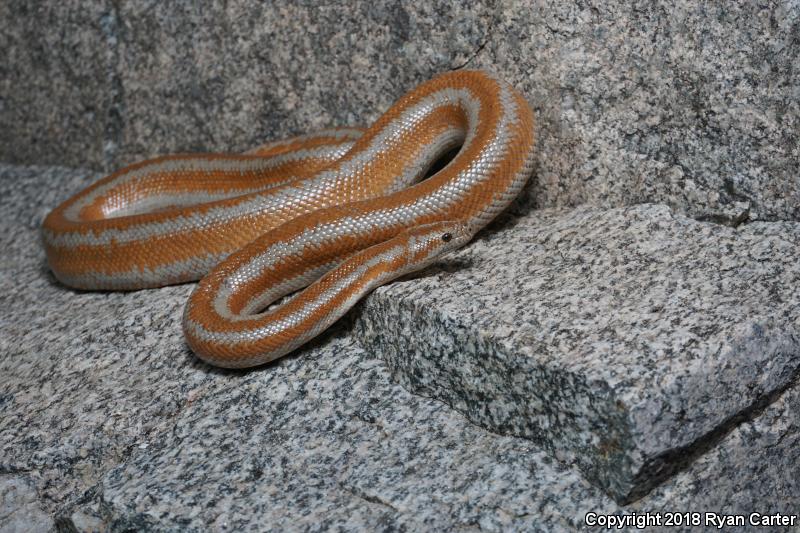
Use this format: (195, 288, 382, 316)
(420, 146, 461, 181)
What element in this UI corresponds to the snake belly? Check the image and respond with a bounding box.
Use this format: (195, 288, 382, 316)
(42, 70, 536, 368)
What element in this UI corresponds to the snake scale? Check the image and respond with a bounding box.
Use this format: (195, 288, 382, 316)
(42, 70, 536, 368)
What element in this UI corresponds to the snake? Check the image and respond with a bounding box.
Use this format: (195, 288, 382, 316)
(42, 70, 536, 368)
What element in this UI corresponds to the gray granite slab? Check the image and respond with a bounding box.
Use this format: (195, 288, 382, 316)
(639, 380, 800, 520)
(355, 202, 800, 503)
(2, 1, 797, 223)
(3, 0, 800, 527)
(0, 475, 54, 533)
(480, 1, 800, 223)
(2, 163, 799, 531)
(1, 165, 623, 531)
(0, 1, 120, 170)
(0, 0, 492, 171)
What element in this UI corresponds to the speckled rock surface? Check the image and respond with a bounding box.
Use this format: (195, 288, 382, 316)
(2, 1, 797, 222)
(356, 202, 800, 502)
(0, 475, 54, 533)
(479, 1, 800, 223)
(1, 164, 624, 531)
(639, 380, 800, 518)
(2, 163, 799, 530)
(0, 0, 492, 170)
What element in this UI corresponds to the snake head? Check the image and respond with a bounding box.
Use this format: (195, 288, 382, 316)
(402, 221, 473, 271)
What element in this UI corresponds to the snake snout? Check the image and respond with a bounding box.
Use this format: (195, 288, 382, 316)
(403, 220, 471, 270)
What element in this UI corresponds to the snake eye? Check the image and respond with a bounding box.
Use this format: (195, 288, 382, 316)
(441, 232, 453, 242)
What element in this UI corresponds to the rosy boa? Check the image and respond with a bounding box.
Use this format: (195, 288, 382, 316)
(42, 70, 536, 368)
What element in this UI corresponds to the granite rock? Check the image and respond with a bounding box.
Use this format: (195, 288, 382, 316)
(0, 0, 492, 170)
(0, 2, 120, 170)
(2, 163, 799, 530)
(481, 1, 800, 223)
(355, 202, 800, 502)
(640, 380, 800, 519)
(3, 0, 800, 527)
(2, 1, 797, 222)
(0, 475, 53, 533)
(1, 165, 624, 531)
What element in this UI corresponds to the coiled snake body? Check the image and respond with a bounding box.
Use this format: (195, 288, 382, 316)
(42, 70, 536, 368)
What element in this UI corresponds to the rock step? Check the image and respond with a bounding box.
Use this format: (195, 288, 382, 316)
(3, 163, 799, 529)
(354, 203, 800, 503)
